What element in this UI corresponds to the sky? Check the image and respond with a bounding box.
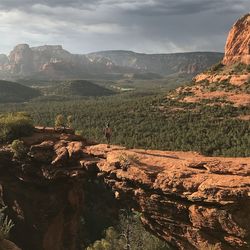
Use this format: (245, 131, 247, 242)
(0, 0, 249, 55)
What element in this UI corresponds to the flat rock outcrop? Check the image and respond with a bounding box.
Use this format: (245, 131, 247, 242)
(0, 131, 249, 250)
(87, 145, 250, 250)
(194, 72, 249, 86)
(222, 13, 250, 65)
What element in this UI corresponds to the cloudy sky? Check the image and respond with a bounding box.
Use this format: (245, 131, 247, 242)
(0, 0, 249, 54)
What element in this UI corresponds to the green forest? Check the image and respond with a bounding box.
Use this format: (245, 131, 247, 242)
(0, 92, 249, 157)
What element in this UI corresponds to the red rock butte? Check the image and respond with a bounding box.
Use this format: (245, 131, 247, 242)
(222, 13, 250, 65)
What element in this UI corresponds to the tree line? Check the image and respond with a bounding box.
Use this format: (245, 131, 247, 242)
(0, 93, 249, 157)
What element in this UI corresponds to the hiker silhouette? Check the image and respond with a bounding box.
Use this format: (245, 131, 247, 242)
(104, 122, 112, 146)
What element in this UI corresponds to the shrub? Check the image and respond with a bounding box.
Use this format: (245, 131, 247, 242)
(118, 153, 140, 170)
(200, 243, 220, 250)
(247, 65, 250, 72)
(0, 207, 14, 240)
(86, 227, 122, 250)
(67, 115, 73, 128)
(209, 62, 224, 72)
(55, 114, 65, 128)
(232, 62, 248, 73)
(86, 210, 170, 250)
(0, 112, 33, 143)
(75, 130, 83, 136)
(11, 139, 27, 159)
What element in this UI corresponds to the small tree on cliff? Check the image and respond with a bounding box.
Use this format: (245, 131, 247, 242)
(0, 112, 33, 143)
(67, 115, 73, 128)
(55, 114, 66, 128)
(0, 207, 14, 240)
(86, 210, 170, 250)
(11, 139, 27, 159)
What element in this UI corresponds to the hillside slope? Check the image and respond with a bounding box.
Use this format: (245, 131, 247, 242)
(0, 80, 40, 103)
(45, 80, 114, 97)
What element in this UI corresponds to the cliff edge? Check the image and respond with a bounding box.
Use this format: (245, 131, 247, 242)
(0, 129, 249, 250)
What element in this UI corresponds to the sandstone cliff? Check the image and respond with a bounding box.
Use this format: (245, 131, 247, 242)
(177, 13, 250, 106)
(8, 44, 34, 75)
(222, 13, 250, 66)
(0, 129, 249, 250)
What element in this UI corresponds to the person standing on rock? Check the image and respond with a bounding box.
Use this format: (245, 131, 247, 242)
(104, 122, 112, 147)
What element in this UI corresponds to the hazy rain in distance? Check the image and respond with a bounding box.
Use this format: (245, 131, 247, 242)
(0, 0, 249, 54)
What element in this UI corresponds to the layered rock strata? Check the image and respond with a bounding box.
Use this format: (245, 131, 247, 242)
(0, 131, 249, 249)
(222, 13, 250, 66)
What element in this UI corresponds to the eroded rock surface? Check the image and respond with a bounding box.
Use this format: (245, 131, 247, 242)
(0, 239, 22, 250)
(0, 132, 88, 250)
(87, 145, 250, 250)
(0, 132, 249, 250)
(222, 13, 250, 66)
(194, 72, 249, 86)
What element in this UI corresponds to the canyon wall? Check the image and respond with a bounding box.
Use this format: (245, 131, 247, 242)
(0, 130, 249, 250)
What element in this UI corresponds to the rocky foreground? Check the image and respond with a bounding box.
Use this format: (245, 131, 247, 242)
(0, 129, 249, 250)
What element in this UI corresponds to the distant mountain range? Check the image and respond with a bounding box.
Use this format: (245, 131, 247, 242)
(89, 50, 223, 76)
(0, 44, 223, 80)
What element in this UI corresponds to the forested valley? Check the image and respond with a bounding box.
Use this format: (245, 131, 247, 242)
(0, 91, 249, 157)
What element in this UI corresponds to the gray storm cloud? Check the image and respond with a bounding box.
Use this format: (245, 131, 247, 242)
(0, 0, 101, 9)
(0, 0, 249, 54)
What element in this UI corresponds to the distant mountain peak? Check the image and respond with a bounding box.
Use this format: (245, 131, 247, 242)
(31, 45, 64, 51)
(13, 43, 30, 49)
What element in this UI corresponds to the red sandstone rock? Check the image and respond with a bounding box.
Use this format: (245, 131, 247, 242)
(191, 13, 250, 107)
(0, 133, 249, 250)
(87, 146, 250, 250)
(222, 13, 250, 65)
(0, 239, 22, 250)
(194, 72, 249, 86)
